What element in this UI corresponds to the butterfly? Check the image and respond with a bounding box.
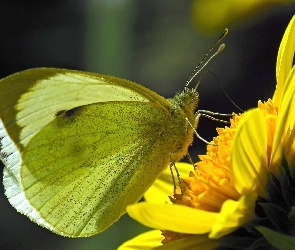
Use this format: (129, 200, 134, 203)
(0, 29, 228, 238)
(0, 68, 200, 237)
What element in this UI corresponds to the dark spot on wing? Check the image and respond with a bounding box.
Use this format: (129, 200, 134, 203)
(65, 107, 80, 117)
(55, 107, 80, 118)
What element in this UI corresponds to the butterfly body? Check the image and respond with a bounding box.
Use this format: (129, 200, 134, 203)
(0, 68, 199, 237)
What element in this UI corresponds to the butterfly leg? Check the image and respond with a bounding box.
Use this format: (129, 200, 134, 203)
(185, 116, 210, 144)
(197, 110, 232, 124)
(186, 152, 195, 166)
(168, 155, 183, 190)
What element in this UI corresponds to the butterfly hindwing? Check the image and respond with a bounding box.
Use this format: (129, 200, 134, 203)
(20, 101, 178, 237)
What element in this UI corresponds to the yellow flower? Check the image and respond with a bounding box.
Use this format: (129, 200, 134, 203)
(191, 0, 294, 34)
(119, 15, 295, 249)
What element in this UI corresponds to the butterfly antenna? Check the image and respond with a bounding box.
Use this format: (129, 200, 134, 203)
(186, 28, 228, 88)
(208, 71, 244, 112)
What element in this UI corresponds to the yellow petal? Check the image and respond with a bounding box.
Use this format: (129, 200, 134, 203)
(231, 109, 268, 197)
(284, 123, 295, 173)
(154, 234, 219, 250)
(274, 15, 295, 107)
(118, 230, 163, 250)
(191, 0, 280, 34)
(144, 163, 192, 204)
(272, 67, 295, 172)
(127, 203, 218, 234)
(209, 193, 257, 239)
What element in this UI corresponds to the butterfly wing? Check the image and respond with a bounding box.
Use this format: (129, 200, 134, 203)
(0, 68, 173, 237)
(19, 101, 177, 237)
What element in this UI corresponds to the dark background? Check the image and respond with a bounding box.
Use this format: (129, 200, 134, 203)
(0, 1, 295, 249)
